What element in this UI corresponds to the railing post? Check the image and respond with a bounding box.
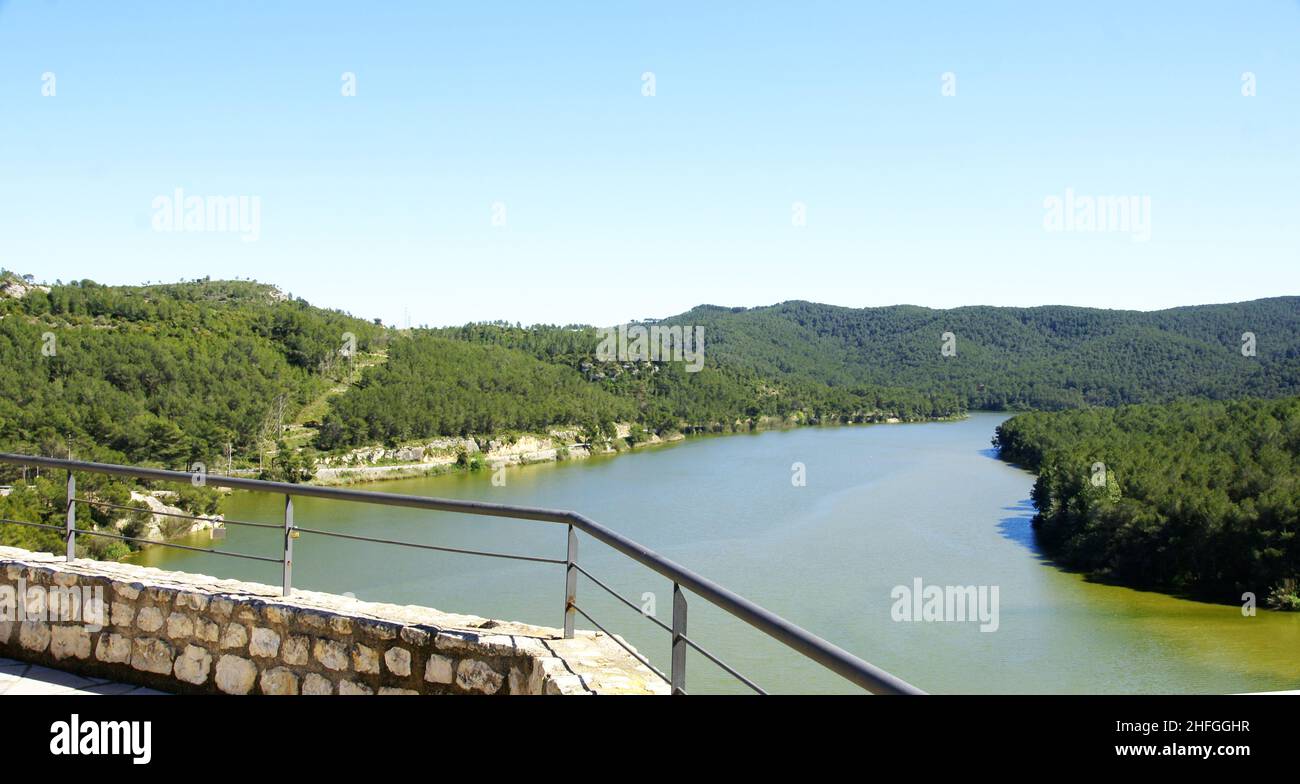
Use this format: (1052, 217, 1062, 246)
(563, 524, 577, 638)
(671, 582, 687, 695)
(64, 471, 76, 561)
(282, 494, 293, 597)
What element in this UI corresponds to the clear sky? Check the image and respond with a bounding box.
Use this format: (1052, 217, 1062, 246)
(1, 1, 1297, 327)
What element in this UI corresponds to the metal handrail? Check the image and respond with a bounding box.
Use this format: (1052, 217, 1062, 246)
(0, 452, 924, 695)
(72, 498, 284, 530)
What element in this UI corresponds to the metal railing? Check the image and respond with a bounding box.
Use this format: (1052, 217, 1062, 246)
(0, 453, 924, 695)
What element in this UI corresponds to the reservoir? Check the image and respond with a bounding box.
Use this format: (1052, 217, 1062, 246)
(130, 412, 1300, 694)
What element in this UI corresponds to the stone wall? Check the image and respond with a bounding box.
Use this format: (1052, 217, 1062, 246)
(0, 546, 666, 695)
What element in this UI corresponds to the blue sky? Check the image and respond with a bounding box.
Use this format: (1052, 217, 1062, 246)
(1, 1, 1298, 326)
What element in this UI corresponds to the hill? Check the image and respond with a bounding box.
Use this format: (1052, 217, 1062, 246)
(316, 325, 963, 450)
(994, 398, 1300, 607)
(657, 298, 1300, 409)
(3, 273, 1297, 568)
(0, 273, 386, 467)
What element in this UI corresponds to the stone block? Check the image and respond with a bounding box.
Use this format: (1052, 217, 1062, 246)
(313, 638, 349, 671)
(383, 647, 411, 677)
(174, 644, 212, 685)
(215, 654, 257, 694)
(424, 654, 454, 684)
(249, 627, 281, 658)
(131, 637, 175, 674)
(49, 625, 92, 660)
(260, 666, 299, 695)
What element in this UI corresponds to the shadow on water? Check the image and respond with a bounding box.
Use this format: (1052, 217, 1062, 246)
(979, 445, 1033, 471)
(996, 499, 1057, 566)
(983, 435, 1239, 605)
(994, 499, 1234, 606)
(984, 444, 1055, 564)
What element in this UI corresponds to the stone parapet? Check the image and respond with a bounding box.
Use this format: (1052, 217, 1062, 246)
(0, 546, 667, 695)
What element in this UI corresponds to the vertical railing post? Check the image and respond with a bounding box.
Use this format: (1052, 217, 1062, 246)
(563, 524, 577, 638)
(64, 471, 76, 561)
(282, 494, 293, 597)
(671, 582, 687, 695)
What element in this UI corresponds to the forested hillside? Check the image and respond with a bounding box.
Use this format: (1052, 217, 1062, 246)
(316, 325, 962, 449)
(9, 277, 1295, 465)
(315, 335, 636, 447)
(0, 273, 385, 467)
(994, 399, 1300, 607)
(0, 273, 388, 555)
(3, 271, 1298, 574)
(317, 297, 1300, 448)
(660, 299, 1300, 409)
(0, 276, 968, 472)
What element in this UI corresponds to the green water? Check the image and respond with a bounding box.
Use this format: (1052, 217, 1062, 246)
(129, 413, 1300, 694)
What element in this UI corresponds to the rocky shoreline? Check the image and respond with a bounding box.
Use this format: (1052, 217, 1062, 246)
(305, 413, 965, 487)
(309, 426, 687, 486)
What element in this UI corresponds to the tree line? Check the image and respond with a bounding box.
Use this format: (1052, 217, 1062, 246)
(994, 398, 1300, 609)
(661, 298, 1300, 409)
(314, 324, 965, 450)
(5, 272, 1297, 581)
(0, 275, 384, 469)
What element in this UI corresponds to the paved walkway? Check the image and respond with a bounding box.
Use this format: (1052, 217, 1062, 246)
(0, 657, 167, 695)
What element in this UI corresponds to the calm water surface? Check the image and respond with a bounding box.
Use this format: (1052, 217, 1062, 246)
(130, 413, 1300, 694)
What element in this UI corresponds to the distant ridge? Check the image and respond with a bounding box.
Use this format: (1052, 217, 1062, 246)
(657, 297, 1300, 409)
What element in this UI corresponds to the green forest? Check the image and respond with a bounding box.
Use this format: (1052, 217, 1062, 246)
(0, 274, 383, 554)
(994, 398, 1300, 608)
(662, 298, 1300, 409)
(314, 323, 965, 450)
(8, 276, 1295, 471)
(0, 275, 384, 466)
(3, 271, 1298, 599)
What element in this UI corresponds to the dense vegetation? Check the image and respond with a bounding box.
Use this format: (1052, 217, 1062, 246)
(0, 468, 222, 560)
(0, 274, 384, 468)
(4, 271, 1298, 582)
(316, 335, 637, 447)
(994, 399, 1300, 608)
(10, 277, 1295, 465)
(315, 324, 965, 449)
(0, 273, 381, 554)
(316, 295, 1300, 449)
(661, 299, 1300, 409)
